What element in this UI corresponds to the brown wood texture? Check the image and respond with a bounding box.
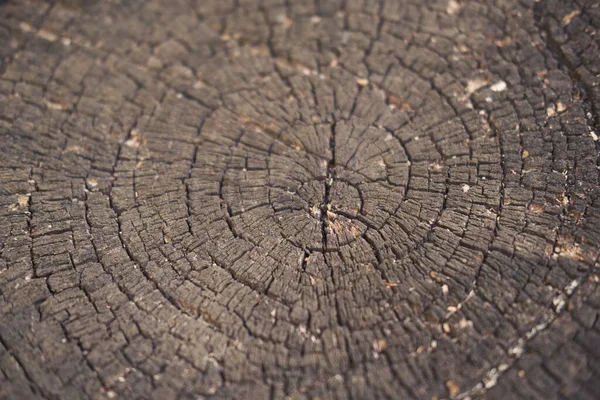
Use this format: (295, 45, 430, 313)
(1, 0, 599, 399)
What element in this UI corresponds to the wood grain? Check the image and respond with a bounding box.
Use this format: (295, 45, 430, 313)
(0, 0, 599, 399)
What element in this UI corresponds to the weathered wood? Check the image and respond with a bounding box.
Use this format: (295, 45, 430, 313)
(0, 0, 599, 399)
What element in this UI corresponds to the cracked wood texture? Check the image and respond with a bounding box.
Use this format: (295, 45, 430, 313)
(1, 0, 600, 399)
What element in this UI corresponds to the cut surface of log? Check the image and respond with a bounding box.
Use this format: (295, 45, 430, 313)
(0, 0, 599, 399)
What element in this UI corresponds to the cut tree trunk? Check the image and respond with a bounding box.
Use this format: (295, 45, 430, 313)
(1, 0, 599, 399)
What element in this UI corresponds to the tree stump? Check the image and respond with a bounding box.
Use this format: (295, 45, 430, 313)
(1, 0, 599, 399)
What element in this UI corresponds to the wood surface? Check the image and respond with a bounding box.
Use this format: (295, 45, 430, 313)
(0, 0, 599, 399)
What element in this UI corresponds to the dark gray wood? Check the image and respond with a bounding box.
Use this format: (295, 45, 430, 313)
(1, 0, 599, 399)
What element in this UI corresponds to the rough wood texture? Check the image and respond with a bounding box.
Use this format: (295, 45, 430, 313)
(0, 0, 599, 399)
